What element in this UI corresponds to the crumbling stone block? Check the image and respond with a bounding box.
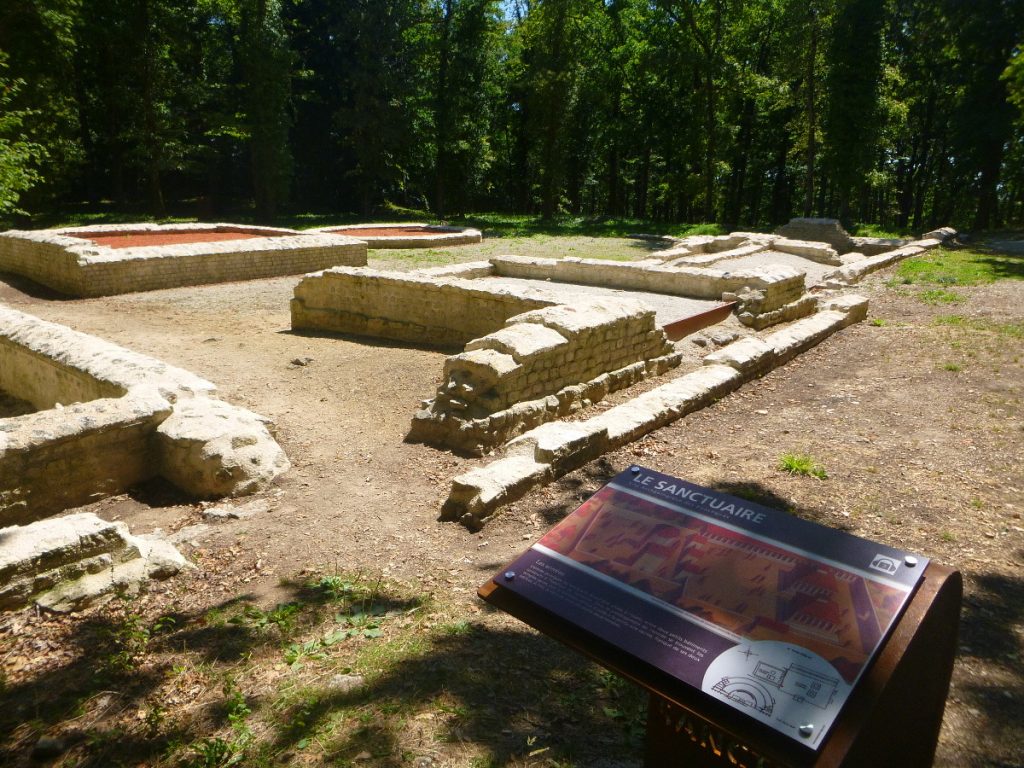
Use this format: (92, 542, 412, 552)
(155, 398, 291, 499)
(0, 513, 187, 612)
(409, 298, 679, 454)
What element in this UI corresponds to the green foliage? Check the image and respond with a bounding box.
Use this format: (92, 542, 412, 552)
(0, 54, 45, 215)
(778, 452, 828, 479)
(3, 1, 1023, 226)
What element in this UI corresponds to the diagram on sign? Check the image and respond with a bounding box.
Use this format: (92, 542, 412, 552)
(703, 640, 849, 746)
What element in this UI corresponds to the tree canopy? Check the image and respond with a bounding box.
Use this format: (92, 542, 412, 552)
(1, 0, 1022, 229)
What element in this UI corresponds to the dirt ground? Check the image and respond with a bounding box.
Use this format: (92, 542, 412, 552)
(0, 243, 1022, 767)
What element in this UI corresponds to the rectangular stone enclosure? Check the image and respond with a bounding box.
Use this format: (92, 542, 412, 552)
(0, 222, 367, 297)
(0, 306, 288, 526)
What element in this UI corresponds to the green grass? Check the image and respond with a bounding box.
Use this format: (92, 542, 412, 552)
(919, 288, 964, 305)
(454, 212, 726, 239)
(935, 315, 1024, 339)
(848, 222, 913, 239)
(778, 452, 828, 479)
(894, 247, 1024, 286)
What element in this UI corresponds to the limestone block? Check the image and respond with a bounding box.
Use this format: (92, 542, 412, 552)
(439, 454, 551, 529)
(465, 323, 568, 362)
(821, 245, 925, 286)
(772, 238, 842, 265)
(445, 348, 521, 383)
(505, 421, 609, 464)
(763, 310, 849, 363)
(703, 337, 775, 374)
(592, 364, 742, 445)
(850, 237, 908, 256)
(670, 242, 768, 266)
(155, 399, 290, 498)
(774, 218, 855, 253)
(508, 298, 651, 339)
(922, 227, 956, 242)
(0, 513, 187, 612)
(415, 261, 495, 278)
(738, 295, 818, 330)
(819, 294, 869, 323)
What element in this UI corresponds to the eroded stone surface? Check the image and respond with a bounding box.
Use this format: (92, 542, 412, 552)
(1, 307, 289, 524)
(0, 513, 187, 612)
(442, 297, 870, 529)
(155, 398, 290, 498)
(0, 222, 367, 297)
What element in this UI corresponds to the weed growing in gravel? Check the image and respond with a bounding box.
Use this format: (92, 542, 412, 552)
(778, 452, 828, 479)
(869, 317, 888, 327)
(942, 362, 962, 372)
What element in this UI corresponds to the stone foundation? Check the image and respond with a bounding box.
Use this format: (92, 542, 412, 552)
(408, 298, 681, 453)
(440, 295, 870, 530)
(0, 306, 289, 525)
(0, 222, 367, 297)
(0, 513, 188, 612)
(489, 255, 806, 314)
(310, 222, 482, 248)
(291, 267, 555, 346)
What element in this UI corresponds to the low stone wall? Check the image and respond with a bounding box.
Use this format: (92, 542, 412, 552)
(310, 222, 483, 248)
(408, 299, 680, 453)
(0, 306, 289, 525)
(0, 223, 367, 297)
(490, 256, 806, 313)
(440, 296, 869, 529)
(819, 239, 942, 287)
(291, 267, 555, 347)
(774, 218, 856, 253)
(1, 391, 171, 525)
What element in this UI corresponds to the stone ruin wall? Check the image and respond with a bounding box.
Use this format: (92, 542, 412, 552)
(489, 255, 807, 313)
(309, 222, 483, 248)
(0, 306, 288, 528)
(0, 223, 368, 297)
(291, 267, 557, 346)
(408, 299, 681, 454)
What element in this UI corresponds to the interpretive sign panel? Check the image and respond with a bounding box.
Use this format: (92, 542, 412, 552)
(481, 466, 928, 753)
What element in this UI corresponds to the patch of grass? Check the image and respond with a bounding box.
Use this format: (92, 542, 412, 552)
(453, 212, 726, 239)
(895, 247, 1024, 286)
(919, 288, 964, 305)
(778, 452, 828, 479)
(869, 317, 888, 327)
(848, 223, 913, 239)
(935, 315, 1024, 340)
(942, 362, 962, 372)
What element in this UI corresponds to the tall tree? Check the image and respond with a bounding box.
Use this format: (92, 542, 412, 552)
(0, 54, 46, 216)
(238, 0, 293, 220)
(823, 0, 886, 225)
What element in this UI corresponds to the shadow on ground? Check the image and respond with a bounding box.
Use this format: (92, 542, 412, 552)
(0, 575, 645, 767)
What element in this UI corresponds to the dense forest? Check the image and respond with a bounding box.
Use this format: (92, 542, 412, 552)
(1, 0, 1023, 230)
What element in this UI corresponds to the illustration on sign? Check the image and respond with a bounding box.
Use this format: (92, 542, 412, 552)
(490, 466, 927, 750)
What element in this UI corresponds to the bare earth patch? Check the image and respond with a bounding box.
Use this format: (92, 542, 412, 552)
(0, 246, 1020, 766)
